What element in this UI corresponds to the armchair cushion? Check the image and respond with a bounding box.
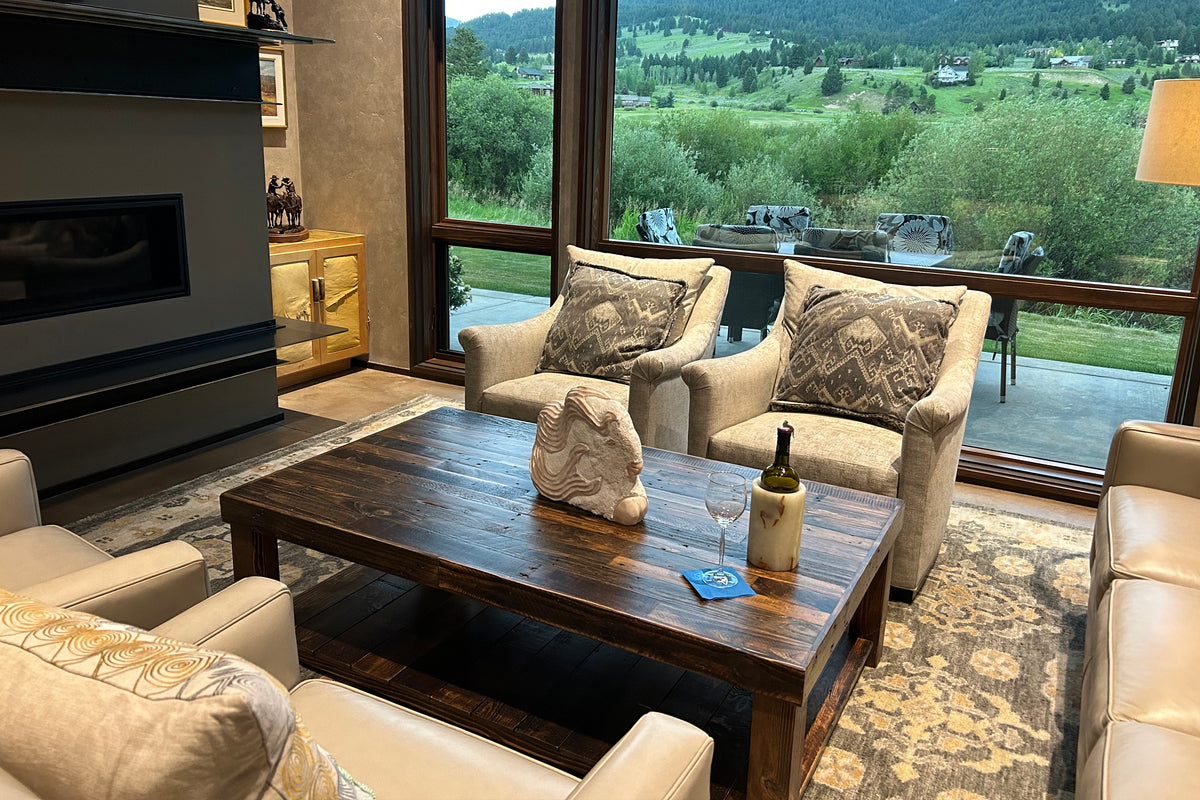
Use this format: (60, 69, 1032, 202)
(772, 287, 959, 432)
(0, 525, 110, 590)
(0, 588, 372, 800)
(536, 262, 687, 383)
(566, 245, 713, 345)
(481, 372, 630, 426)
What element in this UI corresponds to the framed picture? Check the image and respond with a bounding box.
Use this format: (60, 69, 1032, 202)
(260, 48, 287, 129)
(197, 0, 246, 27)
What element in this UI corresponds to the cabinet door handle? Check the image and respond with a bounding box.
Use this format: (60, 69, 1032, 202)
(318, 276, 327, 301)
(311, 278, 322, 304)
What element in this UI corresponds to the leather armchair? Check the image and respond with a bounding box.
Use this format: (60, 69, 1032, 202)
(0, 576, 715, 800)
(0, 449, 209, 630)
(461, 257, 730, 453)
(682, 262, 990, 598)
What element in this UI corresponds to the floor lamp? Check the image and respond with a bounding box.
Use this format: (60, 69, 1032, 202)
(1136, 78, 1200, 422)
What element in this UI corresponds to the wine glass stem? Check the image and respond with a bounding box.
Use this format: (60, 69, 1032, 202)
(717, 523, 727, 569)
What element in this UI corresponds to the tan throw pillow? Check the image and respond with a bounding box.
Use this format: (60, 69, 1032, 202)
(771, 286, 959, 432)
(537, 261, 687, 384)
(0, 588, 373, 800)
(566, 245, 712, 345)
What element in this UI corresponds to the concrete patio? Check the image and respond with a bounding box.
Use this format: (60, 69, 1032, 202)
(449, 289, 1172, 469)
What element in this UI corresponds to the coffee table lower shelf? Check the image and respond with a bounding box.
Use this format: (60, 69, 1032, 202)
(294, 564, 874, 800)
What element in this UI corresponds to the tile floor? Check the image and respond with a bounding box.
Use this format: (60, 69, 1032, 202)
(40, 367, 1097, 532)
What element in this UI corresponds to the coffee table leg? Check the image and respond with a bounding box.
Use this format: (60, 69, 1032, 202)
(231, 523, 280, 580)
(748, 693, 807, 800)
(851, 550, 892, 669)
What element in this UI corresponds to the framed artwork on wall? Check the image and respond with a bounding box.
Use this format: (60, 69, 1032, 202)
(260, 47, 287, 129)
(197, 0, 246, 27)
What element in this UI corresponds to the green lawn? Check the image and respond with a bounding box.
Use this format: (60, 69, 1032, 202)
(447, 197, 550, 227)
(451, 245, 552, 297)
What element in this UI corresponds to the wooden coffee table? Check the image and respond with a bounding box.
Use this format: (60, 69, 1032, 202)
(222, 407, 902, 800)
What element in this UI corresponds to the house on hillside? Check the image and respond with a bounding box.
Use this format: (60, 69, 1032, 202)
(1025, 47, 1052, 57)
(812, 55, 824, 68)
(1178, 54, 1200, 63)
(1158, 39, 1180, 51)
(513, 66, 545, 80)
(935, 65, 968, 85)
(615, 93, 651, 108)
(518, 83, 553, 97)
(1051, 55, 1092, 69)
(1109, 58, 1127, 67)
(837, 57, 861, 67)
(540, 64, 554, 75)
(950, 55, 970, 66)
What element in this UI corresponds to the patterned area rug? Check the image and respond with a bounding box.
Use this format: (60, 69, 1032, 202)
(70, 395, 1090, 799)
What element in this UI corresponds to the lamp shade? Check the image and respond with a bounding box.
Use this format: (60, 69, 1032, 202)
(1136, 78, 1200, 187)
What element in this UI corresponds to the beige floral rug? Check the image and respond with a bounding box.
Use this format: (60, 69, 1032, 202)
(71, 395, 1091, 800)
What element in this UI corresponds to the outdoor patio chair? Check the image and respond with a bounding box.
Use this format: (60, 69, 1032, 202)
(692, 223, 778, 252)
(876, 213, 954, 256)
(636, 207, 684, 245)
(746, 205, 811, 241)
(986, 235, 1042, 403)
(461, 246, 730, 453)
(791, 227, 889, 261)
(682, 261, 990, 599)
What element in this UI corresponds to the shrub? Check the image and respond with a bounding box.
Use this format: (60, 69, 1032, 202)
(446, 75, 552, 198)
(608, 122, 718, 220)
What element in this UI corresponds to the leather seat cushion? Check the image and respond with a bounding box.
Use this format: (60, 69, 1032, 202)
(480, 373, 631, 426)
(0, 525, 110, 590)
(707, 411, 901, 498)
(289, 679, 580, 800)
(1077, 721, 1200, 800)
(1079, 580, 1200, 760)
(1090, 486, 1200, 613)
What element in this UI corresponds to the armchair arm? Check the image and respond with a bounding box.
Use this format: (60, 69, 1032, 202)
(629, 318, 721, 452)
(22, 540, 209, 631)
(565, 712, 713, 800)
(459, 299, 562, 412)
(1102, 420, 1200, 500)
(152, 576, 300, 689)
(682, 331, 784, 458)
(0, 449, 41, 536)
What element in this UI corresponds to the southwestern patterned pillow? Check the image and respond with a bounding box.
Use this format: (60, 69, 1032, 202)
(771, 287, 959, 432)
(537, 262, 687, 383)
(0, 588, 373, 800)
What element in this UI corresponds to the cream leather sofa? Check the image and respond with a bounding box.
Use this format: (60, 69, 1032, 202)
(1076, 421, 1200, 799)
(0, 576, 715, 800)
(0, 449, 209, 629)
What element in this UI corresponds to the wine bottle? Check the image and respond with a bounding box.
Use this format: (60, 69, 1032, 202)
(761, 421, 800, 493)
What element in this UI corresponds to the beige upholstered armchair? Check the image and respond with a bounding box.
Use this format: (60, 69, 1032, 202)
(461, 246, 731, 453)
(0, 449, 209, 629)
(682, 263, 990, 599)
(0, 577, 714, 800)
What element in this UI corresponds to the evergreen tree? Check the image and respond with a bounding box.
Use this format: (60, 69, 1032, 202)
(517, 48, 529, 64)
(803, 60, 814, 75)
(743, 66, 758, 93)
(821, 63, 845, 95)
(1141, 72, 1150, 87)
(504, 45, 517, 65)
(1122, 76, 1136, 94)
(446, 26, 490, 82)
(1099, 83, 1110, 100)
(999, 87, 1007, 100)
(1031, 71, 1041, 87)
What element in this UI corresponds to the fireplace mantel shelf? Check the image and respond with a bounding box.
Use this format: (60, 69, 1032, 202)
(0, 0, 332, 45)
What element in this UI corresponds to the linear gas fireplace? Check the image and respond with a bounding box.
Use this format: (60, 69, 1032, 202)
(0, 194, 189, 325)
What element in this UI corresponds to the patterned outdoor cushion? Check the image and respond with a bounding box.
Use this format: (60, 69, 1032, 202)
(537, 261, 687, 383)
(998, 231, 1035, 274)
(771, 286, 959, 432)
(692, 224, 778, 252)
(876, 213, 954, 255)
(792, 227, 889, 262)
(635, 207, 683, 245)
(746, 205, 811, 241)
(0, 588, 373, 800)
(565, 245, 712, 345)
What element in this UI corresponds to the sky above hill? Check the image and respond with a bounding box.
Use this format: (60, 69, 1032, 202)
(446, 0, 554, 23)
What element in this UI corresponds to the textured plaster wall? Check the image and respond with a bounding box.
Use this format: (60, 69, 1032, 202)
(261, 0, 304, 196)
(291, 0, 410, 369)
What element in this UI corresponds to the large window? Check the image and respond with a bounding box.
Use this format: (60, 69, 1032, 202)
(406, 0, 1200, 497)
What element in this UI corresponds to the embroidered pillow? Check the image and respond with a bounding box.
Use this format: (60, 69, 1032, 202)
(0, 588, 373, 800)
(771, 287, 959, 432)
(565, 245, 712, 345)
(537, 261, 687, 383)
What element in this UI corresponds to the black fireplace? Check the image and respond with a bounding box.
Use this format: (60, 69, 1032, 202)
(0, 194, 188, 324)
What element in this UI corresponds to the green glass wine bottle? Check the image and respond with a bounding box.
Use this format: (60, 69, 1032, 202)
(761, 421, 800, 493)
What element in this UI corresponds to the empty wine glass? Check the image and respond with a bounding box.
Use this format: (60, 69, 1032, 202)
(703, 471, 748, 587)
